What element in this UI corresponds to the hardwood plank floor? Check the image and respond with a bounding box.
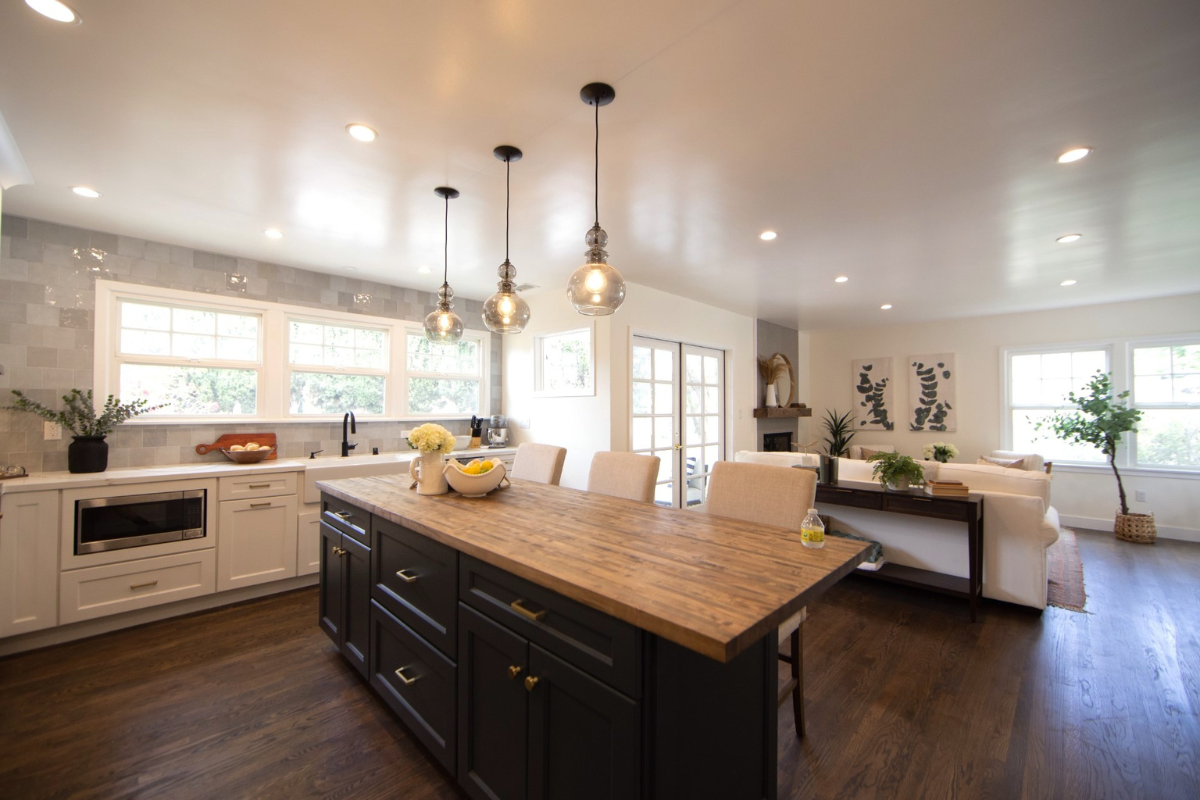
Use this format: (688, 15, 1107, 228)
(1, 529, 1196, 799)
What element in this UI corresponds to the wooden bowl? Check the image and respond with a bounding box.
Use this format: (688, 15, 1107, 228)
(444, 458, 507, 497)
(220, 446, 276, 464)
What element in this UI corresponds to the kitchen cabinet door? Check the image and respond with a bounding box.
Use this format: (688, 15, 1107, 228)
(217, 495, 298, 591)
(296, 510, 321, 576)
(458, 605, 529, 800)
(0, 491, 60, 637)
(527, 645, 640, 800)
(318, 522, 344, 646)
(341, 532, 371, 679)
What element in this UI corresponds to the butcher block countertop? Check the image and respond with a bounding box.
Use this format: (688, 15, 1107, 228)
(318, 475, 868, 663)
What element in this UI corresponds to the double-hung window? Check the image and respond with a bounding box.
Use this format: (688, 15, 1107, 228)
(405, 332, 483, 415)
(1006, 347, 1109, 463)
(1131, 341, 1200, 468)
(287, 319, 389, 416)
(114, 298, 261, 416)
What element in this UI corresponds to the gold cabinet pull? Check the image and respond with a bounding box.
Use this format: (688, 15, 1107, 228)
(524, 675, 540, 692)
(395, 569, 419, 584)
(394, 666, 420, 686)
(130, 580, 158, 590)
(332, 547, 347, 556)
(248, 483, 271, 489)
(507, 665, 522, 680)
(510, 599, 546, 622)
(250, 502, 272, 508)
(331, 510, 352, 519)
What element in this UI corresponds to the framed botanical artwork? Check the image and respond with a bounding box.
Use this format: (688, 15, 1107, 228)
(908, 353, 956, 432)
(851, 357, 894, 430)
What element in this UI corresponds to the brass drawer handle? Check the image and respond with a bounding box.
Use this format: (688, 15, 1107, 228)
(130, 580, 158, 590)
(510, 599, 546, 622)
(394, 666, 420, 686)
(250, 502, 272, 508)
(524, 675, 540, 692)
(332, 547, 347, 556)
(331, 510, 352, 519)
(508, 665, 522, 680)
(248, 483, 272, 489)
(395, 569, 419, 584)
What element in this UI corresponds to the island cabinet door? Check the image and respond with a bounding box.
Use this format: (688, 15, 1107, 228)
(341, 533, 372, 679)
(458, 605, 529, 800)
(318, 523, 344, 646)
(527, 645, 641, 800)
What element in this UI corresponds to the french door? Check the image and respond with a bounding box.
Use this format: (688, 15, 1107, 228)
(630, 336, 726, 508)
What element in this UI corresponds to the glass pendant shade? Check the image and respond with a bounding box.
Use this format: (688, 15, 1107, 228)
(424, 283, 464, 343)
(567, 223, 625, 316)
(483, 261, 531, 333)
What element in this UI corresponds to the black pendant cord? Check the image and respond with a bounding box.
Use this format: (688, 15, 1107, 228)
(594, 98, 600, 226)
(505, 158, 510, 263)
(442, 195, 449, 289)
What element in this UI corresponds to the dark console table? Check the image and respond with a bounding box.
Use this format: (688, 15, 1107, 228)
(815, 480, 985, 621)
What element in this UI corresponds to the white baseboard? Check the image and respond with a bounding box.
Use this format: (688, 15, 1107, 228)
(1059, 514, 1200, 543)
(0, 574, 318, 658)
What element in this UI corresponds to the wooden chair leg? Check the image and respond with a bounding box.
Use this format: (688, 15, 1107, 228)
(790, 626, 805, 737)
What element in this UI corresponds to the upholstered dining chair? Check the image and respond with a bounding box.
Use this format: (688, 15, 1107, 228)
(703, 460, 818, 737)
(510, 443, 568, 486)
(586, 452, 661, 504)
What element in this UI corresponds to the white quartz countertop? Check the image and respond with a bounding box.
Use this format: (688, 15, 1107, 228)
(0, 447, 519, 495)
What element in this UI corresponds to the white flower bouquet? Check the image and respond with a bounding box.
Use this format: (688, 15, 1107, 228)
(923, 441, 959, 463)
(408, 423, 456, 454)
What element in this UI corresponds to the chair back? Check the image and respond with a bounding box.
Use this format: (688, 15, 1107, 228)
(510, 443, 567, 485)
(587, 452, 660, 503)
(704, 461, 817, 532)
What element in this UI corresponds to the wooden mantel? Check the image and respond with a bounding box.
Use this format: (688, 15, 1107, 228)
(752, 406, 813, 418)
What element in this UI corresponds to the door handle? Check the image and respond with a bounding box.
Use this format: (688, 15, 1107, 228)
(510, 598, 546, 622)
(673, 444, 683, 451)
(394, 666, 420, 686)
(332, 547, 347, 556)
(524, 675, 540, 692)
(507, 665, 522, 680)
(395, 568, 419, 583)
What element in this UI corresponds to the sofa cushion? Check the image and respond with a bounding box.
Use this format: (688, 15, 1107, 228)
(936, 462, 1052, 506)
(848, 444, 895, 460)
(988, 450, 1046, 472)
(734, 450, 819, 468)
(978, 455, 1024, 469)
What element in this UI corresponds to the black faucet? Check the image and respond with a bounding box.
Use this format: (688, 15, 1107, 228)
(341, 412, 357, 457)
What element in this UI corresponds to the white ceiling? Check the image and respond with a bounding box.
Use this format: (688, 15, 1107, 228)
(1, 0, 1198, 330)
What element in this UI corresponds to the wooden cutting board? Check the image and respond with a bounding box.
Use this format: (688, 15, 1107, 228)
(195, 433, 278, 459)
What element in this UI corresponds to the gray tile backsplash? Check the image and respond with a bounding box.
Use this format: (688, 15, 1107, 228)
(0, 214, 503, 473)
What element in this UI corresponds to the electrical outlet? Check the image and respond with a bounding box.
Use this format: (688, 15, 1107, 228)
(518, 417, 531, 429)
(1135, 490, 1147, 503)
(400, 429, 412, 439)
(44, 421, 62, 441)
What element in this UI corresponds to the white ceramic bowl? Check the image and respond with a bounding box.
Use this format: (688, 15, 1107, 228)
(444, 458, 507, 497)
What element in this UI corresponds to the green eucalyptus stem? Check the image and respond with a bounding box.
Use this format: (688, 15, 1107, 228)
(7, 389, 166, 437)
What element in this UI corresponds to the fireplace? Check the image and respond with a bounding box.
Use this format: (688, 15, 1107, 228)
(763, 432, 793, 452)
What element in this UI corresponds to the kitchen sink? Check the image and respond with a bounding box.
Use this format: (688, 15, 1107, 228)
(300, 452, 414, 504)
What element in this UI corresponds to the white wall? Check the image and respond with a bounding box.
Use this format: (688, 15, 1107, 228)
(503, 283, 757, 490)
(805, 293, 1200, 540)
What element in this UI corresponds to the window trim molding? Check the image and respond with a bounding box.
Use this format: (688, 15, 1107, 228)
(94, 281, 490, 424)
(532, 324, 596, 398)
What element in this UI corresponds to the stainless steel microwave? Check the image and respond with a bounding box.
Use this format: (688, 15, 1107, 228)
(75, 489, 207, 555)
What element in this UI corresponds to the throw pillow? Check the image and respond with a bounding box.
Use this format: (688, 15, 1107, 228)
(978, 455, 1024, 469)
(859, 447, 882, 460)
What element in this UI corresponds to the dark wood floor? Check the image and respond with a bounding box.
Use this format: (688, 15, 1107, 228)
(1, 529, 1197, 799)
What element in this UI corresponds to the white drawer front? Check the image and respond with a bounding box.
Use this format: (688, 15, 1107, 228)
(218, 471, 297, 501)
(296, 510, 321, 577)
(60, 550, 216, 624)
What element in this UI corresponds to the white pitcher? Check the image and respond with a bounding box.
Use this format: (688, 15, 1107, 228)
(410, 451, 449, 495)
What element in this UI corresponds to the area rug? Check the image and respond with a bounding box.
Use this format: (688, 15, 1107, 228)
(1047, 528, 1087, 612)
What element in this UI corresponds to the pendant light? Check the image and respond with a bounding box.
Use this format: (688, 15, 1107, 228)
(567, 82, 626, 316)
(482, 145, 531, 334)
(424, 187, 465, 343)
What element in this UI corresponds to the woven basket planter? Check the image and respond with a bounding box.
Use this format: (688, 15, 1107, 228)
(1115, 511, 1156, 544)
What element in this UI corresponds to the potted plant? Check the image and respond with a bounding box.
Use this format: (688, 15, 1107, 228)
(923, 441, 959, 463)
(821, 408, 857, 457)
(7, 389, 164, 473)
(867, 450, 925, 491)
(1034, 371, 1151, 543)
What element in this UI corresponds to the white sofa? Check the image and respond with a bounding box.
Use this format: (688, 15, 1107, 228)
(826, 458, 1060, 610)
(734, 450, 819, 468)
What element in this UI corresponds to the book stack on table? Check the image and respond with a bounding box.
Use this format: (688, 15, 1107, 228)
(926, 479, 969, 497)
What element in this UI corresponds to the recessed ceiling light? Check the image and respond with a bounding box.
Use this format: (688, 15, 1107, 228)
(417, 265, 432, 274)
(1056, 233, 1082, 244)
(1057, 147, 1093, 164)
(834, 276, 849, 283)
(264, 228, 283, 239)
(25, 0, 80, 23)
(880, 304, 893, 310)
(759, 231, 777, 241)
(71, 186, 100, 198)
(1060, 279, 1077, 286)
(346, 123, 377, 142)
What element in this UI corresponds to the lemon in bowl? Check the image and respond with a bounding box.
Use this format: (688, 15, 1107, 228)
(444, 458, 506, 497)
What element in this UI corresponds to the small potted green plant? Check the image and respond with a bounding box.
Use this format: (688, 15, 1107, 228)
(923, 441, 959, 463)
(821, 409, 857, 457)
(8, 389, 165, 473)
(867, 450, 925, 491)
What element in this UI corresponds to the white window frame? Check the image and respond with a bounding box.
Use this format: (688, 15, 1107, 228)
(94, 281, 489, 423)
(284, 314, 392, 418)
(533, 325, 596, 397)
(401, 326, 488, 418)
(1126, 335, 1200, 470)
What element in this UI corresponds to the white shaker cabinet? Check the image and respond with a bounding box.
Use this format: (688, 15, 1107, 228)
(296, 509, 321, 577)
(0, 490, 60, 637)
(216, 494, 298, 591)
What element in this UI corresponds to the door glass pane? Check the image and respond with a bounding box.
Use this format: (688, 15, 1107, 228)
(704, 386, 719, 413)
(654, 417, 673, 448)
(654, 348, 673, 381)
(705, 445, 720, 471)
(686, 385, 702, 414)
(654, 483, 673, 507)
(654, 453, 672, 482)
(686, 354, 702, 383)
(685, 473, 707, 507)
(654, 382, 673, 415)
(704, 356, 719, 384)
(687, 415, 703, 443)
(705, 415, 719, 443)
(632, 418, 652, 451)
(686, 447, 703, 475)
(632, 346, 652, 380)
(632, 382, 652, 414)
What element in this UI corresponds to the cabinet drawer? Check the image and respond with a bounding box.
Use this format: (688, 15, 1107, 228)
(218, 471, 297, 501)
(816, 485, 883, 510)
(373, 516, 458, 659)
(883, 494, 971, 521)
(59, 549, 215, 624)
(460, 556, 641, 698)
(321, 493, 370, 545)
(371, 600, 456, 774)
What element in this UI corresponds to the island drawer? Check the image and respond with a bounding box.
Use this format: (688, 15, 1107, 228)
(460, 555, 641, 698)
(320, 494, 370, 545)
(816, 485, 883, 510)
(883, 495, 971, 521)
(370, 600, 456, 774)
(372, 517, 458, 659)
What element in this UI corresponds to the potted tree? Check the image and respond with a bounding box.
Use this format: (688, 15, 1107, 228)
(867, 450, 925, 491)
(1034, 371, 1152, 543)
(8, 389, 164, 473)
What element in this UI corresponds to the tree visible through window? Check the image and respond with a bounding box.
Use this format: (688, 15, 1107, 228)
(288, 320, 387, 415)
(535, 328, 593, 396)
(406, 334, 482, 415)
(1132, 343, 1200, 468)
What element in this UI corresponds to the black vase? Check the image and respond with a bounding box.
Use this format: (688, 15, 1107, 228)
(68, 435, 109, 473)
